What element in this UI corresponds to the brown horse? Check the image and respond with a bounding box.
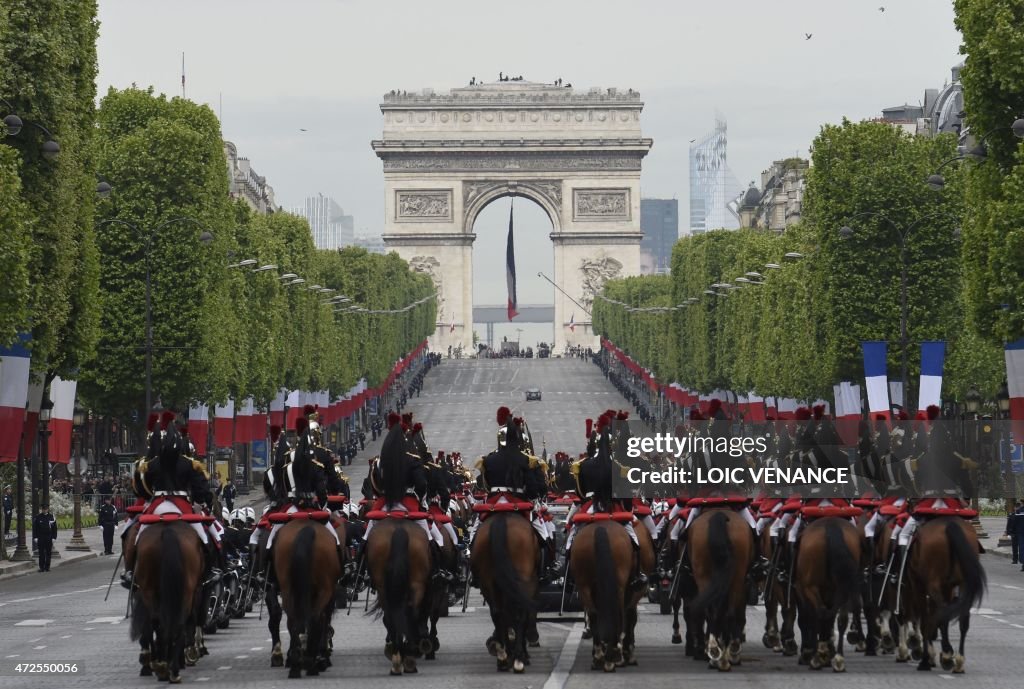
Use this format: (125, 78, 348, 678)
(424, 519, 457, 660)
(903, 517, 985, 673)
(129, 521, 204, 683)
(366, 518, 432, 675)
(686, 509, 754, 671)
(272, 520, 342, 678)
(471, 511, 538, 673)
(793, 517, 863, 672)
(570, 520, 644, 671)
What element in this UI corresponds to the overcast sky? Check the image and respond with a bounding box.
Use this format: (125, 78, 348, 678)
(96, 0, 963, 346)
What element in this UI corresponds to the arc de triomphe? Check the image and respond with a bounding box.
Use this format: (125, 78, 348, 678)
(372, 80, 652, 354)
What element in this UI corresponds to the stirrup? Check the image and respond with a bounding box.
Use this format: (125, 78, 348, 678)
(120, 571, 134, 590)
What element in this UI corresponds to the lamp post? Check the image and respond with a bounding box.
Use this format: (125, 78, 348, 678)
(839, 212, 960, 413)
(10, 418, 32, 561)
(926, 117, 1024, 190)
(66, 408, 90, 551)
(996, 382, 1015, 516)
(1, 97, 61, 161)
(38, 393, 55, 558)
(96, 218, 214, 424)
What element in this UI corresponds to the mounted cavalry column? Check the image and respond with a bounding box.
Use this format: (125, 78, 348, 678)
(373, 80, 651, 354)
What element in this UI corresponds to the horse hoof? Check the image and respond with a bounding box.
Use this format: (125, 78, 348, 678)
(831, 655, 846, 673)
(497, 658, 510, 672)
(855, 641, 866, 652)
(783, 639, 798, 656)
(485, 638, 498, 656)
(528, 639, 540, 648)
(896, 652, 909, 663)
(271, 654, 284, 668)
(385, 642, 397, 659)
(425, 651, 436, 661)
(952, 655, 965, 674)
(917, 660, 931, 672)
(140, 666, 152, 677)
(403, 658, 418, 673)
(390, 669, 402, 676)
(911, 648, 922, 662)
(940, 653, 954, 671)
(672, 634, 682, 645)
(908, 634, 922, 651)
(418, 639, 433, 655)
(432, 638, 440, 653)
(581, 628, 593, 640)
(169, 675, 182, 684)
(513, 659, 525, 673)
(718, 659, 731, 672)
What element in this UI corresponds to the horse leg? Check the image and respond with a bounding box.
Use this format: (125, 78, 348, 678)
(671, 592, 683, 645)
(763, 595, 780, 650)
(938, 619, 954, 672)
(623, 605, 639, 666)
(953, 613, 969, 673)
(832, 609, 848, 672)
(138, 622, 153, 677)
(896, 620, 911, 662)
(268, 589, 284, 667)
(286, 605, 304, 679)
(796, 598, 817, 667)
(781, 597, 798, 656)
(916, 614, 935, 671)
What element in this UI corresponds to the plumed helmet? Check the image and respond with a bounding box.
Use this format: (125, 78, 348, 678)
(926, 404, 941, 421)
(497, 406, 512, 426)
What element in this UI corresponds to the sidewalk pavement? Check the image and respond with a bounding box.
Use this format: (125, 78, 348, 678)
(0, 522, 104, 581)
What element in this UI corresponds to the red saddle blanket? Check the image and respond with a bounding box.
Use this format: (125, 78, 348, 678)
(365, 510, 430, 520)
(139, 513, 214, 524)
(326, 495, 348, 507)
(913, 506, 978, 518)
(686, 496, 750, 508)
(853, 498, 881, 508)
(126, 505, 145, 515)
(571, 511, 634, 525)
(267, 510, 332, 524)
(800, 505, 863, 519)
(428, 505, 452, 524)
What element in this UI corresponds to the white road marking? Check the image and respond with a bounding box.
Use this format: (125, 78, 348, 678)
(976, 608, 1003, 615)
(940, 674, 955, 680)
(82, 627, 94, 631)
(216, 666, 232, 670)
(28, 638, 40, 643)
(60, 635, 71, 639)
(1003, 584, 1023, 591)
(235, 655, 249, 659)
(1010, 623, 1024, 629)
(33, 646, 46, 650)
(0, 585, 106, 608)
(196, 678, 210, 682)
(543, 622, 583, 689)
(4, 655, 19, 658)
(87, 616, 123, 624)
(249, 647, 263, 651)
(14, 620, 52, 626)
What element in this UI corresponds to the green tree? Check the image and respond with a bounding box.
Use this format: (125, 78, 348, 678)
(0, 146, 31, 346)
(955, 0, 1024, 342)
(0, 0, 101, 376)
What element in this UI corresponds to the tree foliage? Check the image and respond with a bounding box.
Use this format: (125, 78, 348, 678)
(955, 0, 1024, 342)
(596, 122, 970, 406)
(0, 0, 100, 375)
(0, 146, 31, 346)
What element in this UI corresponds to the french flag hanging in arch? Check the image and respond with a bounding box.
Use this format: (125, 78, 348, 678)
(862, 341, 891, 418)
(506, 200, 519, 321)
(1006, 338, 1024, 442)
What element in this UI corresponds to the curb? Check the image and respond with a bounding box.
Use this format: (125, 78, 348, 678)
(0, 550, 98, 582)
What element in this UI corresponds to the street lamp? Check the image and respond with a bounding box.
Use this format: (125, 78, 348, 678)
(96, 217, 214, 420)
(965, 387, 982, 415)
(96, 180, 112, 199)
(227, 258, 258, 269)
(38, 394, 53, 531)
(278, 273, 298, 281)
(927, 118, 1024, 189)
(66, 408, 90, 552)
(997, 382, 1011, 417)
(839, 210, 959, 411)
(1, 97, 60, 160)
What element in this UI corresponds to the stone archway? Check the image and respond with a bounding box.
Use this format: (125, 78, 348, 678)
(372, 80, 652, 354)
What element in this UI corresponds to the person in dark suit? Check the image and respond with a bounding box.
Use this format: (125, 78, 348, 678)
(222, 480, 236, 511)
(97, 496, 118, 555)
(2, 486, 12, 535)
(32, 505, 57, 572)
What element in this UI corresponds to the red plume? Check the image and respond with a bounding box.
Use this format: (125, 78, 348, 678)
(296, 417, 308, 433)
(402, 412, 413, 426)
(513, 416, 523, 427)
(812, 404, 826, 420)
(412, 422, 423, 434)
(497, 406, 512, 425)
(147, 413, 160, 433)
(897, 410, 909, 421)
(597, 415, 610, 433)
(302, 404, 316, 417)
(437, 451, 445, 460)
(160, 410, 176, 431)
(794, 406, 811, 421)
(270, 425, 282, 443)
(915, 411, 927, 422)
(585, 418, 593, 437)
(874, 414, 888, 422)
(387, 412, 401, 429)
(926, 404, 941, 421)
(689, 409, 704, 421)
(178, 425, 189, 437)
(707, 398, 722, 416)
(616, 410, 629, 421)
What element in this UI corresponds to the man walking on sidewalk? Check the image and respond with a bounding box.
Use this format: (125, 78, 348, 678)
(98, 496, 118, 555)
(2, 486, 12, 535)
(32, 505, 57, 572)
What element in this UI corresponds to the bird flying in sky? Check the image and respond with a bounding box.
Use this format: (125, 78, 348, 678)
(805, 33, 813, 40)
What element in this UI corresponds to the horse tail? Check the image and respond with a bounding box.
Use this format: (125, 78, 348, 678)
(378, 425, 408, 504)
(158, 527, 185, 639)
(373, 524, 410, 646)
(490, 514, 537, 613)
(592, 525, 621, 648)
(692, 511, 733, 616)
(938, 519, 986, 624)
(290, 525, 316, 626)
(824, 519, 859, 611)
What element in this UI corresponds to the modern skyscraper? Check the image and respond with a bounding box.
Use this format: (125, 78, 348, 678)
(688, 115, 741, 235)
(640, 198, 678, 274)
(291, 194, 355, 250)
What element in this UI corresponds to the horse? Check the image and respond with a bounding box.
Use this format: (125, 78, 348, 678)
(471, 511, 538, 673)
(793, 517, 863, 672)
(424, 516, 457, 660)
(366, 517, 433, 675)
(903, 517, 985, 673)
(685, 508, 754, 671)
(569, 519, 642, 671)
(272, 519, 342, 678)
(129, 521, 204, 683)
(759, 520, 799, 656)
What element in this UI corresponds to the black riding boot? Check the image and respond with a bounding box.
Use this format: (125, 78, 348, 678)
(430, 542, 454, 583)
(628, 543, 648, 590)
(656, 539, 677, 578)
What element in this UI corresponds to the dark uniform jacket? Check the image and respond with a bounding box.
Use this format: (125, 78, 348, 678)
(98, 503, 118, 528)
(480, 447, 544, 500)
(32, 513, 57, 544)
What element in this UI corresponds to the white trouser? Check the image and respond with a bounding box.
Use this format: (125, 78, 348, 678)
(363, 501, 436, 546)
(267, 505, 341, 549)
(441, 520, 458, 544)
(898, 498, 949, 547)
(864, 511, 883, 539)
(136, 500, 208, 545)
(769, 511, 795, 539)
(638, 514, 656, 536)
(755, 516, 773, 536)
(787, 516, 803, 544)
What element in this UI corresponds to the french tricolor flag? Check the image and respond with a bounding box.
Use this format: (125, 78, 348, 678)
(188, 404, 209, 456)
(270, 389, 286, 428)
(862, 341, 891, 419)
(833, 381, 862, 446)
(917, 341, 945, 410)
(47, 377, 77, 464)
(214, 399, 235, 448)
(506, 203, 518, 321)
(1005, 338, 1024, 442)
(0, 335, 32, 462)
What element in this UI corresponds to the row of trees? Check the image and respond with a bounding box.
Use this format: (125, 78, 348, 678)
(594, 118, 1007, 405)
(1, 1, 435, 428)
